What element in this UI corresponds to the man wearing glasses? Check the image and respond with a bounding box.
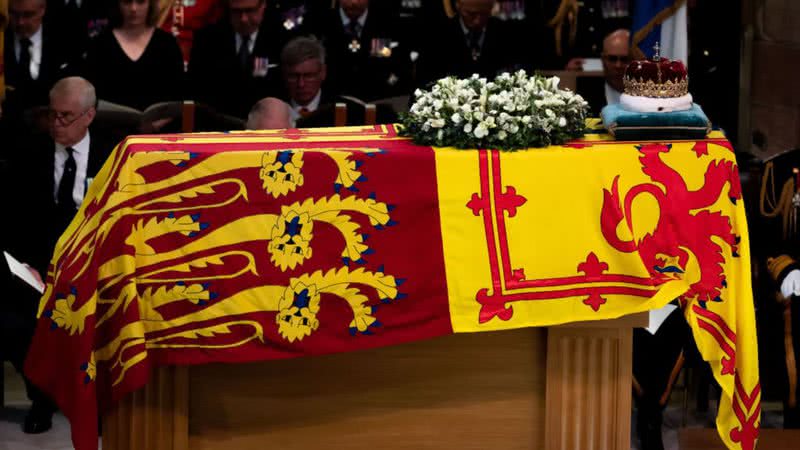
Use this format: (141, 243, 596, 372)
(567, 28, 630, 116)
(1, 77, 113, 435)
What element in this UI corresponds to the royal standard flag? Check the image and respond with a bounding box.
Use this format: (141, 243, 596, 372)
(25, 124, 758, 450)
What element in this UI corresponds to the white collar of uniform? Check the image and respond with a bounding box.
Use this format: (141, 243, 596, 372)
(339, 7, 368, 29)
(291, 89, 322, 112)
(56, 131, 91, 157)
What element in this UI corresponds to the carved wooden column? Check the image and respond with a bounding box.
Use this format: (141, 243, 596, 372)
(545, 313, 646, 450)
(103, 365, 188, 450)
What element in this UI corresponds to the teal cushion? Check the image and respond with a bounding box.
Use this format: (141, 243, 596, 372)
(600, 103, 712, 140)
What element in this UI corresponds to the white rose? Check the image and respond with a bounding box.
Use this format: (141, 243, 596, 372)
(558, 117, 567, 127)
(498, 130, 507, 140)
(474, 124, 489, 139)
(463, 123, 473, 133)
(430, 118, 446, 128)
(433, 100, 444, 109)
(451, 113, 462, 123)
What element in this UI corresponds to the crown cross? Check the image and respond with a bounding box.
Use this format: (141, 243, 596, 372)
(653, 42, 661, 61)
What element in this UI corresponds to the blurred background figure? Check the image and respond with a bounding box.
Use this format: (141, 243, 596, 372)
(314, 0, 410, 101)
(3, 0, 73, 124)
(188, 0, 288, 119)
(246, 96, 292, 129)
(157, 0, 223, 66)
(571, 28, 629, 117)
(81, 0, 184, 112)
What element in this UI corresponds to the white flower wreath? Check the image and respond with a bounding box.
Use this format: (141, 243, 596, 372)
(400, 71, 589, 150)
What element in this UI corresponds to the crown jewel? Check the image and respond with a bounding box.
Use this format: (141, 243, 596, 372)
(623, 44, 688, 99)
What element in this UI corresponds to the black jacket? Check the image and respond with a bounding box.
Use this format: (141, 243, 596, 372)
(188, 17, 288, 119)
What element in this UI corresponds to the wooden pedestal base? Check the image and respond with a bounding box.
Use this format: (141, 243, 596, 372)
(104, 314, 645, 450)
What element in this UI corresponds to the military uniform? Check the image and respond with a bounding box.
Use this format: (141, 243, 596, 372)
(159, 0, 224, 65)
(315, 5, 411, 101)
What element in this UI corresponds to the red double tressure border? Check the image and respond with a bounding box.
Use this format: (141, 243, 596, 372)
(468, 149, 661, 323)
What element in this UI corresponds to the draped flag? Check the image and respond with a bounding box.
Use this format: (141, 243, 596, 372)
(25, 124, 759, 450)
(632, 0, 688, 62)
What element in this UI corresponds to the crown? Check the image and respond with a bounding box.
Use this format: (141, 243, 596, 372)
(623, 43, 688, 98)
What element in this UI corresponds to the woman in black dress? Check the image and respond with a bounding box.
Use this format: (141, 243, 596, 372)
(83, 0, 184, 112)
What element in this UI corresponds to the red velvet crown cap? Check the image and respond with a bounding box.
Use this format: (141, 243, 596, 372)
(625, 57, 688, 84)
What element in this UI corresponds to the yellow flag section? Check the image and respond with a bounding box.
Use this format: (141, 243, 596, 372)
(436, 132, 760, 450)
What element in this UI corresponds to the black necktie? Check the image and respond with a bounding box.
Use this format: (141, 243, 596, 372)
(19, 38, 33, 82)
(238, 34, 251, 72)
(346, 21, 361, 38)
(467, 31, 482, 61)
(58, 148, 77, 212)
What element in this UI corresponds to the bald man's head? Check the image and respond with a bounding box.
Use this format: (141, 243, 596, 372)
(247, 97, 292, 130)
(602, 29, 630, 92)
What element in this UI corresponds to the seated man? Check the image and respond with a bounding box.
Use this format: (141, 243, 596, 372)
(280, 36, 395, 127)
(246, 97, 292, 129)
(281, 36, 329, 124)
(1, 76, 115, 435)
(570, 29, 630, 116)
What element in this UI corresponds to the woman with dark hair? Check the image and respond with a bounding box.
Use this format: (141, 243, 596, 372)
(82, 0, 184, 111)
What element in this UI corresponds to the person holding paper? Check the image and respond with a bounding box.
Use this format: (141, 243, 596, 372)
(1, 76, 114, 434)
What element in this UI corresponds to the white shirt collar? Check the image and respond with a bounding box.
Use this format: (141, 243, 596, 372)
(290, 90, 323, 122)
(235, 30, 258, 52)
(605, 82, 622, 106)
(56, 131, 91, 156)
(14, 26, 43, 62)
(339, 7, 368, 30)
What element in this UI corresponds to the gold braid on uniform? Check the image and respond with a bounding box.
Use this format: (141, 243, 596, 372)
(766, 255, 800, 408)
(547, 0, 579, 57)
(760, 161, 798, 241)
(443, 0, 455, 19)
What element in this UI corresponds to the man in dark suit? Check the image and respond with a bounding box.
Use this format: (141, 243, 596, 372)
(573, 29, 630, 117)
(1, 76, 114, 434)
(417, 0, 523, 86)
(45, 0, 109, 48)
(3, 0, 74, 126)
(314, 0, 410, 102)
(188, 0, 287, 120)
(280, 35, 396, 127)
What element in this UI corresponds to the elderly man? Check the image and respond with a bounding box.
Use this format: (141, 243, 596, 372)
(246, 96, 292, 129)
(281, 36, 328, 123)
(1, 76, 114, 434)
(417, 0, 522, 85)
(569, 29, 630, 116)
(188, 0, 289, 119)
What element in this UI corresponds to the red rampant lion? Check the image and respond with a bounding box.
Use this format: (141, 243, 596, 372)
(601, 143, 742, 305)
